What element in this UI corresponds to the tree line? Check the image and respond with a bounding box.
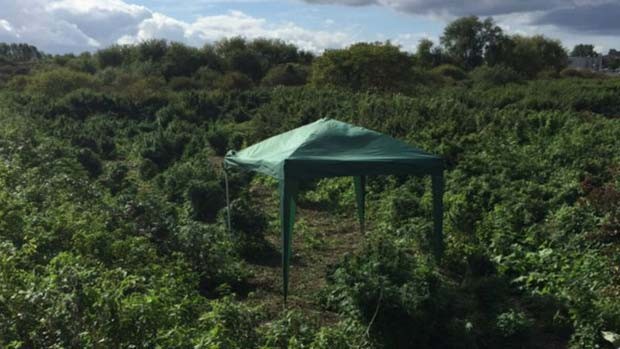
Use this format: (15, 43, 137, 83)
(0, 16, 605, 95)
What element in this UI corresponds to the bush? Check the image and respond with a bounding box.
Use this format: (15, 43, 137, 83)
(227, 195, 271, 259)
(194, 66, 222, 89)
(103, 162, 128, 194)
(139, 129, 187, 170)
(217, 71, 254, 91)
(559, 68, 603, 79)
(175, 222, 248, 292)
(168, 76, 200, 91)
(260, 311, 317, 348)
(261, 63, 309, 87)
(311, 42, 415, 92)
(496, 310, 533, 339)
(323, 232, 444, 348)
(207, 126, 230, 156)
(431, 64, 467, 81)
(96, 45, 126, 68)
(187, 180, 225, 222)
(471, 64, 523, 86)
(22, 68, 98, 98)
(77, 148, 102, 177)
(195, 297, 262, 347)
(52, 88, 118, 119)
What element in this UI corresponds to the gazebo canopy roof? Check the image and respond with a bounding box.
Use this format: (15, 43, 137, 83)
(224, 118, 442, 179)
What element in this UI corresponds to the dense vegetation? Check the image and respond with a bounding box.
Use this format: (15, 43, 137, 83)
(1, 15, 620, 349)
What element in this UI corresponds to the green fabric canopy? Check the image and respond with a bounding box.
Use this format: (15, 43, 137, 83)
(224, 118, 444, 300)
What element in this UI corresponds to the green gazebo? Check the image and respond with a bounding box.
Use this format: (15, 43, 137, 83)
(224, 118, 444, 300)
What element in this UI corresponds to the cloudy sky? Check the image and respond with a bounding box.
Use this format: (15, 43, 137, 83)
(0, 0, 619, 54)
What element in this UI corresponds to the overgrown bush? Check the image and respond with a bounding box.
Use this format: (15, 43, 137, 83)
(261, 63, 309, 87)
(217, 71, 254, 91)
(431, 64, 467, 81)
(77, 148, 103, 177)
(17, 67, 98, 98)
(559, 68, 603, 79)
(187, 180, 225, 223)
(322, 232, 448, 348)
(471, 64, 523, 86)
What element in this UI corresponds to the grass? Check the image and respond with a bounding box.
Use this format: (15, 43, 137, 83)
(241, 178, 364, 324)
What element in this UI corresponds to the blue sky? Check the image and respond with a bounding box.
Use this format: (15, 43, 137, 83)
(0, 0, 618, 54)
(130, 0, 443, 45)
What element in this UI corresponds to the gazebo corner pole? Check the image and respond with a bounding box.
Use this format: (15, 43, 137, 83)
(279, 176, 297, 304)
(223, 166, 232, 234)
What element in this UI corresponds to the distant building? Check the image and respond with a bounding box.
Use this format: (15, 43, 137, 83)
(568, 56, 603, 71)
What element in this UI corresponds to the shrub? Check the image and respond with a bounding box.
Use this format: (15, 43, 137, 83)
(227, 195, 271, 259)
(323, 232, 444, 348)
(23, 68, 98, 98)
(157, 159, 218, 202)
(77, 148, 103, 177)
(217, 71, 254, 91)
(194, 66, 222, 89)
(66, 56, 97, 74)
(471, 64, 523, 86)
(496, 310, 533, 339)
(536, 69, 560, 79)
(139, 130, 186, 170)
(559, 68, 603, 79)
(52, 88, 118, 119)
(195, 297, 262, 347)
(139, 158, 159, 180)
(96, 45, 126, 68)
(260, 311, 317, 348)
(207, 126, 230, 156)
(431, 64, 467, 81)
(261, 63, 309, 87)
(168, 76, 201, 91)
(103, 162, 128, 194)
(177, 90, 221, 121)
(311, 42, 415, 92)
(175, 222, 248, 292)
(187, 180, 225, 222)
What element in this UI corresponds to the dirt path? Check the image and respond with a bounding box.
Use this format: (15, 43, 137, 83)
(242, 183, 364, 324)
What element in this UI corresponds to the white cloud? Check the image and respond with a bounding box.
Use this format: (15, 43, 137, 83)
(115, 10, 353, 52)
(118, 12, 188, 44)
(302, 0, 620, 48)
(0, 19, 15, 34)
(393, 32, 435, 52)
(0, 0, 354, 53)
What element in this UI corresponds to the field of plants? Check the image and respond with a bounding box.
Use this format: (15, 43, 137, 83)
(0, 35, 620, 349)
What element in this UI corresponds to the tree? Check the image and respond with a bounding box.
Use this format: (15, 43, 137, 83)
(0, 43, 43, 61)
(440, 16, 503, 69)
(162, 42, 205, 79)
(506, 35, 568, 77)
(311, 42, 414, 92)
(571, 44, 598, 57)
(416, 39, 435, 68)
(96, 45, 126, 68)
(261, 63, 309, 87)
(137, 39, 168, 62)
(215, 37, 264, 81)
(249, 38, 314, 76)
(217, 71, 254, 91)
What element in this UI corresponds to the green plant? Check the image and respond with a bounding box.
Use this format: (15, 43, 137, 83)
(187, 180, 225, 223)
(470, 64, 523, 86)
(496, 310, 533, 338)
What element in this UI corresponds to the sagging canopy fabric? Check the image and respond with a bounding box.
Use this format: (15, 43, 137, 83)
(224, 118, 444, 300)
